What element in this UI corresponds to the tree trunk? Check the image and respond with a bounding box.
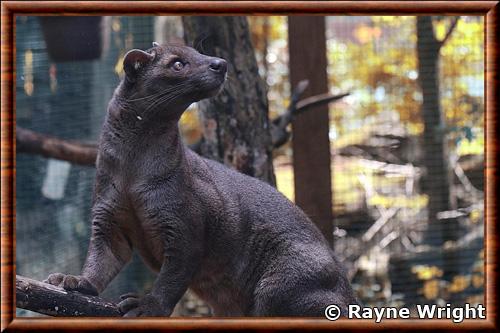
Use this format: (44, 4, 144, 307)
(288, 16, 333, 246)
(416, 16, 456, 245)
(182, 16, 276, 185)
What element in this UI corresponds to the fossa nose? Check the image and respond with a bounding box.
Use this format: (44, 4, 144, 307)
(209, 58, 227, 75)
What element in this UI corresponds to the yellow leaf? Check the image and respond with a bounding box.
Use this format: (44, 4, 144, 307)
(412, 265, 443, 280)
(421, 280, 440, 300)
(115, 53, 124, 76)
(354, 25, 382, 44)
(448, 275, 470, 293)
(472, 274, 483, 288)
(469, 209, 482, 224)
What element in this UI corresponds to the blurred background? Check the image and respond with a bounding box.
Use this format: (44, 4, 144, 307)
(15, 15, 484, 316)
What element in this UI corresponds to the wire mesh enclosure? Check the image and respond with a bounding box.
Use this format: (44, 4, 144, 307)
(15, 15, 484, 317)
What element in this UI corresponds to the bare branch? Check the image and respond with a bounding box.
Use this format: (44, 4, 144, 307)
(271, 80, 349, 149)
(16, 87, 348, 162)
(16, 275, 120, 317)
(270, 80, 309, 148)
(438, 17, 459, 49)
(295, 92, 350, 116)
(281, 79, 310, 125)
(16, 127, 97, 166)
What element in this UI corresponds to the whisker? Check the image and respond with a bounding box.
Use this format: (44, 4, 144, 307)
(123, 83, 187, 102)
(142, 87, 189, 117)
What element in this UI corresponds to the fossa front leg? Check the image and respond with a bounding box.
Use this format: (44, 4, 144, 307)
(45, 199, 133, 295)
(118, 196, 204, 317)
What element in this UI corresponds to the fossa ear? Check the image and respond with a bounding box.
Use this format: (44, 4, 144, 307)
(123, 49, 155, 81)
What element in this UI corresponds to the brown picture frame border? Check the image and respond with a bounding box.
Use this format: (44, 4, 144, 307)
(1, 1, 498, 331)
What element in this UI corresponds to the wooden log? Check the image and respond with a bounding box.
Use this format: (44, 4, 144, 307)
(16, 275, 120, 317)
(17, 127, 203, 166)
(16, 127, 97, 167)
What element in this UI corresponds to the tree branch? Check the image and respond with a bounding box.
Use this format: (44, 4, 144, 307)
(16, 127, 97, 166)
(16, 275, 121, 317)
(270, 80, 309, 148)
(438, 17, 459, 49)
(295, 92, 350, 117)
(271, 80, 349, 149)
(17, 84, 350, 163)
(17, 127, 204, 166)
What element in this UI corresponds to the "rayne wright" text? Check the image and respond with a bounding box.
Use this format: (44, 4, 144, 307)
(416, 303, 486, 323)
(348, 304, 485, 323)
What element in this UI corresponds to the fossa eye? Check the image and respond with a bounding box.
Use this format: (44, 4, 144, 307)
(171, 61, 184, 71)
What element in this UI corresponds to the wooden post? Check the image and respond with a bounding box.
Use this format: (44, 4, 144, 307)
(288, 16, 333, 246)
